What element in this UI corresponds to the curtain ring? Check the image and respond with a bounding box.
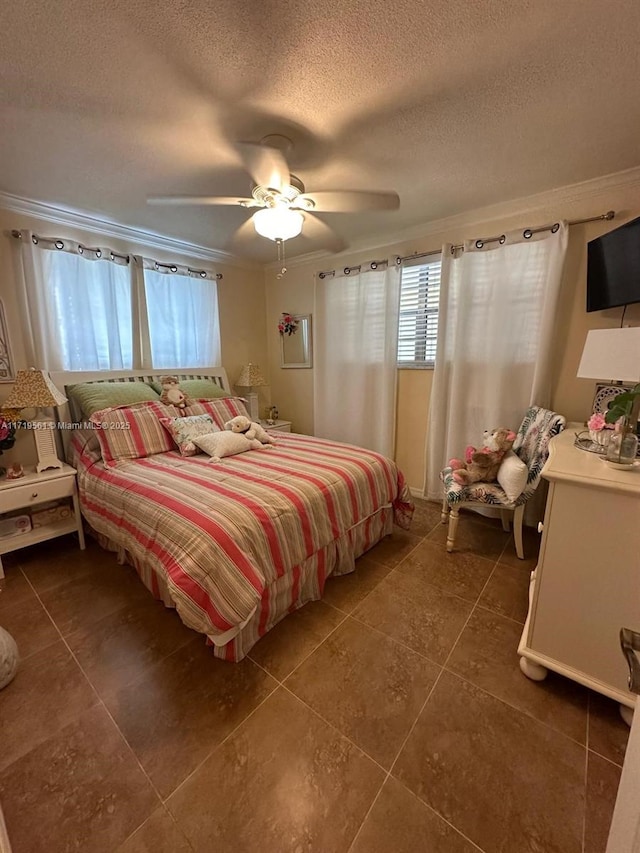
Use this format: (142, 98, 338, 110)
(551, 222, 560, 233)
(319, 272, 325, 279)
(475, 240, 484, 249)
(55, 240, 64, 250)
(199, 270, 206, 278)
(95, 249, 102, 258)
(78, 245, 84, 254)
(523, 229, 533, 239)
(370, 262, 378, 270)
(32, 236, 39, 245)
(499, 235, 506, 245)
(170, 265, 177, 272)
(395, 257, 401, 265)
(344, 267, 351, 275)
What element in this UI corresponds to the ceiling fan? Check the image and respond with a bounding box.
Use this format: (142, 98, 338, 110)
(147, 135, 400, 257)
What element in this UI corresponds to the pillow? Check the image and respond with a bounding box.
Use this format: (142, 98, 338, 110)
(90, 401, 179, 467)
(149, 378, 230, 400)
(68, 381, 160, 418)
(193, 431, 258, 463)
(158, 414, 219, 456)
(497, 450, 529, 502)
(183, 397, 250, 428)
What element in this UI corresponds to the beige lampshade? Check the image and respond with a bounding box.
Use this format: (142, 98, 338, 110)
(4, 369, 68, 409)
(235, 363, 268, 387)
(577, 328, 640, 381)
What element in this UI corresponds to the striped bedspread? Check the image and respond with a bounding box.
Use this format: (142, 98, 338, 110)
(71, 432, 413, 646)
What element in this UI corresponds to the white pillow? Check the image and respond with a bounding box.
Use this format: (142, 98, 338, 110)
(497, 450, 528, 502)
(194, 431, 262, 463)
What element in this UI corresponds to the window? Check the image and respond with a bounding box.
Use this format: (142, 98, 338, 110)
(17, 232, 221, 372)
(42, 248, 134, 371)
(397, 254, 442, 367)
(144, 269, 221, 369)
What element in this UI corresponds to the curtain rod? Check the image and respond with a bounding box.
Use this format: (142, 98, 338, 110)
(318, 259, 389, 279)
(396, 210, 615, 264)
(9, 230, 223, 280)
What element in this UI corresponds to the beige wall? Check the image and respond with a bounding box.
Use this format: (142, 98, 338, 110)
(264, 177, 640, 492)
(0, 206, 268, 466)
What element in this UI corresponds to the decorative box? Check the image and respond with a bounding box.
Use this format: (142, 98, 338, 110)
(31, 501, 72, 529)
(0, 515, 32, 538)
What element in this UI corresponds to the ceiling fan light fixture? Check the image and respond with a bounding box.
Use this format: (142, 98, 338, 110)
(253, 207, 304, 241)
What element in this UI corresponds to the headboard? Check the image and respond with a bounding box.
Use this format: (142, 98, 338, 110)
(50, 367, 231, 459)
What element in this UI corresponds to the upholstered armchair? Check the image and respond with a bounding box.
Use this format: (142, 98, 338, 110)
(440, 406, 566, 559)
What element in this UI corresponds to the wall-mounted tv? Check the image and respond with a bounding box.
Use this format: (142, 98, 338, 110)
(587, 215, 640, 312)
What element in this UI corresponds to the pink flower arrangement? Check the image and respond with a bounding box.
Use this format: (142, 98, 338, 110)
(278, 313, 299, 336)
(587, 412, 613, 432)
(0, 417, 16, 453)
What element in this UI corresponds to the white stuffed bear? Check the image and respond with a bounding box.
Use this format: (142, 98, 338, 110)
(224, 415, 277, 445)
(193, 431, 264, 463)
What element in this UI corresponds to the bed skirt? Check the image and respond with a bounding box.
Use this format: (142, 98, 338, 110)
(92, 504, 394, 661)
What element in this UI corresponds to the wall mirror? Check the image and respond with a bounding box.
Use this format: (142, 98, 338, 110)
(280, 314, 312, 368)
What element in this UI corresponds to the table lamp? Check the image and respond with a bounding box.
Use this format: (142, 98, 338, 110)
(577, 327, 640, 461)
(4, 369, 67, 472)
(235, 363, 268, 421)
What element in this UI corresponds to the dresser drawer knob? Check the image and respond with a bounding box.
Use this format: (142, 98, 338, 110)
(31, 492, 38, 499)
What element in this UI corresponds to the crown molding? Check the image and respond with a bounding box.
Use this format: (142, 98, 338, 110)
(5, 163, 640, 275)
(0, 191, 260, 270)
(265, 163, 640, 270)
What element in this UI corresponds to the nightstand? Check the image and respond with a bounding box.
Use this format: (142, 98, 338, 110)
(260, 419, 292, 434)
(0, 464, 86, 578)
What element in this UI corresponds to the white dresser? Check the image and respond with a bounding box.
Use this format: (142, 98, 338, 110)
(518, 426, 639, 721)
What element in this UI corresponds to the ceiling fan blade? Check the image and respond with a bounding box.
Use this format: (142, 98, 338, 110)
(147, 195, 259, 207)
(235, 143, 289, 191)
(302, 213, 346, 253)
(230, 217, 259, 247)
(296, 190, 400, 213)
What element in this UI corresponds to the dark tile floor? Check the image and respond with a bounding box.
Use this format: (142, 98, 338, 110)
(0, 501, 630, 853)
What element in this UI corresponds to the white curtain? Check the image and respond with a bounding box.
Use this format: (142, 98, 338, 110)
(425, 223, 568, 499)
(314, 262, 400, 456)
(143, 267, 221, 369)
(12, 231, 222, 372)
(13, 232, 133, 371)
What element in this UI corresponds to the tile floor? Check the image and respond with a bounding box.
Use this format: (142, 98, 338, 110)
(0, 500, 630, 853)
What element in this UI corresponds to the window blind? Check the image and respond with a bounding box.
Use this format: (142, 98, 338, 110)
(397, 255, 442, 366)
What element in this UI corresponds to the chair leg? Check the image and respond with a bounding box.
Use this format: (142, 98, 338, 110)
(500, 509, 511, 532)
(513, 504, 525, 559)
(446, 506, 460, 553)
(441, 497, 450, 524)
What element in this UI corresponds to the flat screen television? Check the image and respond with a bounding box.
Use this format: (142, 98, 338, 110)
(587, 215, 640, 312)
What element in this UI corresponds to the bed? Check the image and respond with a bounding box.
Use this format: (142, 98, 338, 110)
(52, 368, 414, 661)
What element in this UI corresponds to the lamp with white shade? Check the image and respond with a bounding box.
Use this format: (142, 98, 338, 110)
(4, 369, 67, 472)
(235, 363, 268, 421)
(577, 327, 640, 462)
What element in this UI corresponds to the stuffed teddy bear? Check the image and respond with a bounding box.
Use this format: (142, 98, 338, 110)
(224, 415, 277, 445)
(448, 427, 516, 486)
(159, 376, 192, 410)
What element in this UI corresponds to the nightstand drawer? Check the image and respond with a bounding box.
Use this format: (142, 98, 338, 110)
(0, 476, 75, 514)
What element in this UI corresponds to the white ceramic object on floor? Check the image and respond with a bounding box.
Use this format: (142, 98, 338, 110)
(0, 627, 19, 689)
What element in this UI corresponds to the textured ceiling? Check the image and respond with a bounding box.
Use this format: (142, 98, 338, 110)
(2, 0, 640, 261)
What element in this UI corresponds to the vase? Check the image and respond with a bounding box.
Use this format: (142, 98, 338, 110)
(606, 430, 639, 465)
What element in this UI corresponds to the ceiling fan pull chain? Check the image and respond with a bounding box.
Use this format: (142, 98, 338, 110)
(276, 238, 287, 279)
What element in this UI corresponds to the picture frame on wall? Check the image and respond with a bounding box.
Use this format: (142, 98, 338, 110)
(0, 300, 15, 382)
